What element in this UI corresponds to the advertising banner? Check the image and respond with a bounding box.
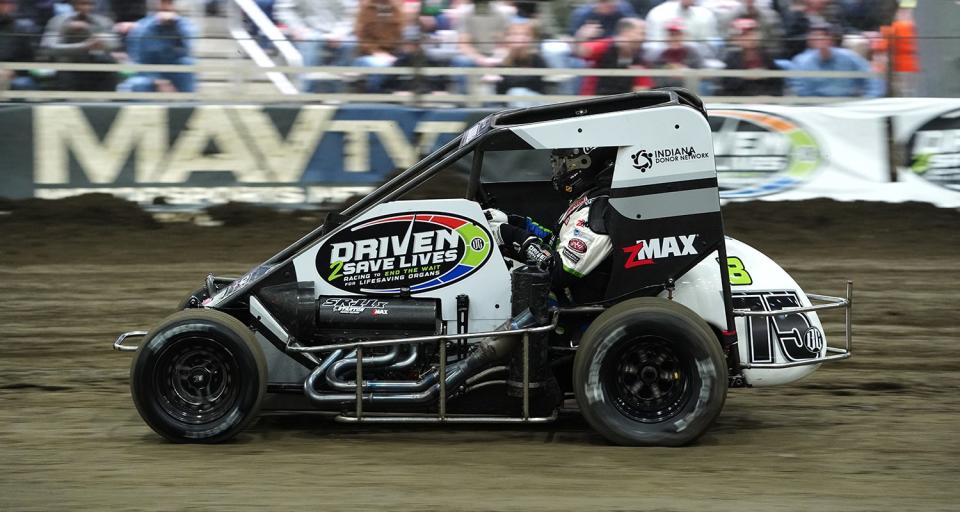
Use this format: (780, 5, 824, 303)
(1, 99, 958, 208)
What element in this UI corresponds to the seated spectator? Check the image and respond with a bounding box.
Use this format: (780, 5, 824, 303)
(645, 0, 720, 59)
(782, 0, 848, 58)
(568, 0, 639, 40)
(721, 18, 782, 95)
(40, 0, 119, 91)
(120, 0, 196, 93)
(274, 0, 357, 93)
(352, 0, 404, 93)
(1, 0, 38, 90)
(495, 22, 548, 100)
(577, 17, 653, 95)
(785, 22, 882, 97)
(450, 0, 513, 93)
(720, 0, 785, 56)
(649, 18, 705, 88)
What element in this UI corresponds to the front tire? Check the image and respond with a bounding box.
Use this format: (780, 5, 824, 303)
(573, 298, 727, 446)
(130, 310, 267, 443)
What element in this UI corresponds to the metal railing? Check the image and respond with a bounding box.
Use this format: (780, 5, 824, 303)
(732, 281, 853, 369)
(226, 0, 302, 95)
(0, 60, 884, 106)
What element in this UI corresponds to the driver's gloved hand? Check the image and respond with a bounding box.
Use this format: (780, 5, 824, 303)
(484, 208, 528, 246)
(521, 237, 554, 271)
(484, 208, 552, 244)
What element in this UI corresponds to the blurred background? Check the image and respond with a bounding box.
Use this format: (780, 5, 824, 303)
(1, 1, 959, 511)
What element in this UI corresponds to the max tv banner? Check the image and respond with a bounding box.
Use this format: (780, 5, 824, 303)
(2, 100, 959, 207)
(6, 104, 480, 206)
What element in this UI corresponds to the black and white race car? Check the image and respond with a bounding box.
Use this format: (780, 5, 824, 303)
(114, 90, 854, 446)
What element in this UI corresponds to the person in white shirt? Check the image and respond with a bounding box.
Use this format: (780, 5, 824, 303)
(644, 0, 720, 58)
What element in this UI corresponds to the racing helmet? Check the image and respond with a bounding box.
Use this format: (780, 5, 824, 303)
(550, 147, 616, 197)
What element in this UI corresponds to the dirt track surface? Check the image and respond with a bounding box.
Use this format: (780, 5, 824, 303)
(1, 197, 958, 511)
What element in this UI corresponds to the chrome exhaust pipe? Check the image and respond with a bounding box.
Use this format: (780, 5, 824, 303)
(304, 319, 523, 406)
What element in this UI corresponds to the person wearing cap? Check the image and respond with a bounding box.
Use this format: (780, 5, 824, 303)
(721, 17, 782, 95)
(649, 17, 705, 88)
(645, 0, 720, 59)
(786, 22, 883, 97)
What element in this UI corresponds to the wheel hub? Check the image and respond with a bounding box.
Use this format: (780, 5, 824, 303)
(602, 336, 694, 423)
(154, 337, 239, 425)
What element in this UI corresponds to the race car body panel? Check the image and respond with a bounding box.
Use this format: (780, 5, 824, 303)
(292, 199, 512, 334)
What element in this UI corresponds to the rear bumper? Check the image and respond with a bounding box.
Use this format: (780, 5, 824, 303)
(733, 281, 853, 369)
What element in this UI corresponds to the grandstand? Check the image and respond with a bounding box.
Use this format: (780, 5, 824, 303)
(1, 0, 946, 103)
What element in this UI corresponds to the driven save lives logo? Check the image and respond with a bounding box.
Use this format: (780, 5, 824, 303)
(317, 212, 492, 294)
(709, 110, 821, 198)
(908, 108, 960, 192)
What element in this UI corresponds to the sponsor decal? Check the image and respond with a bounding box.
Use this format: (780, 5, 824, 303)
(317, 212, 492, 294)
(319, 297, 388, 315)
(622, 235, 698, 268)
(732, 291, 825, 362)
(561, 248, 582, 264)
(568, 238, 588, 254)
(907, 108, 960, 192)
(652, 146, 709, 164)
(710, 109, 821, 198)
(725, 256, 753, 286)
(630, 149, 653, 171)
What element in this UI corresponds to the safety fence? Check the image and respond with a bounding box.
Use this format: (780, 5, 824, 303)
(0, 60, 885, 106)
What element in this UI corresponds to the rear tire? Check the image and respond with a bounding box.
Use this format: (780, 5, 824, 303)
(573, 298, 727, 446)
(130, 310, 267, 443)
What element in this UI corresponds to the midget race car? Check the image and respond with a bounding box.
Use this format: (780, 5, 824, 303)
(113, 90, 853, 446)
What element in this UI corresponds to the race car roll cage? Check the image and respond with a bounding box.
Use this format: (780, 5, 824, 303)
(115, 92, 852, 423)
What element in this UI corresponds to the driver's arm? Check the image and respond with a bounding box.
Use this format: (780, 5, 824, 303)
(484, 208, 552, 264)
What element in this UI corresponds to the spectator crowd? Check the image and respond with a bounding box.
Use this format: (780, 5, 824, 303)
(0, 0, 920, 99)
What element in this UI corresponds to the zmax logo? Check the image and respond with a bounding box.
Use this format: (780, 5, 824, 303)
(622, 235, 698, 268)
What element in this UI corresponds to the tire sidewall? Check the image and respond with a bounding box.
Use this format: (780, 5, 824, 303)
(575, 299, 727, 446)
(130, 311, 265, 443)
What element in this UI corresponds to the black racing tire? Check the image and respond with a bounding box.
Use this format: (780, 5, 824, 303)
(130, 310, 267, 443)
(573, 298, 727, 446)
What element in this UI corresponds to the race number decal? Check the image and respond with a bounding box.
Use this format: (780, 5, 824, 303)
(726, 256, 752, 285)
(732, 291, 824, 363)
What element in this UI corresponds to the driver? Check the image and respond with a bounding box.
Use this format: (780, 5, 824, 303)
(484, 147, 616, 303)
